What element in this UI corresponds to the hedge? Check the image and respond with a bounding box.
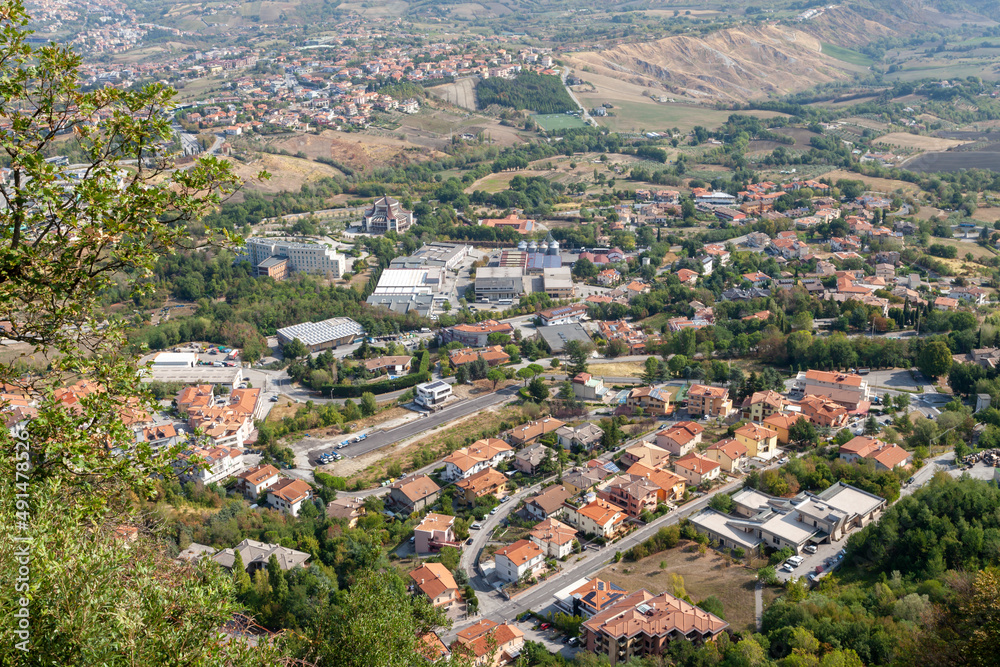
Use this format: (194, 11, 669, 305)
(319, 350, 432, 398)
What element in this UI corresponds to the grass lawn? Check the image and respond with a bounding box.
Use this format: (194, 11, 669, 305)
(591, 100, 784, 134)
(599, 542, 761, 631)
(533, 113, 588, 132)
(821, 43, 874, 68)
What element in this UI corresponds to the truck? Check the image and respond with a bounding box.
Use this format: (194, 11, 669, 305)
(226, 349, 239, 360)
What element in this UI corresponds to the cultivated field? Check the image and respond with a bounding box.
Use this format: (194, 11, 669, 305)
(427, 78, 478, 110)
(599, 543, 761, 631)
(904, 149, 1000, 173)
(533, 113, 588, 132)
(819, 168, 923, 196)
(876, 132, 972, 151)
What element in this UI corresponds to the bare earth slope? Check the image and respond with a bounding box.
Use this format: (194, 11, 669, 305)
(566, 24, 851, 102)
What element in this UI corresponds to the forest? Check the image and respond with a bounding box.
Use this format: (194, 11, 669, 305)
(475, 72, 578, 113)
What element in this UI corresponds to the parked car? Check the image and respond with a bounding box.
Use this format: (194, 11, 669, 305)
(471, 523, 482, 530)
(489, 507, 498, 515)
(466, 537, 474, 545)
(804, 545, 818, 554)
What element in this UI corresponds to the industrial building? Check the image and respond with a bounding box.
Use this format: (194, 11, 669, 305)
(276, 317, 364, 353)
(389, 242, 472, 270)
(246, 238, 346, 280)
(474, 266, 527, 302)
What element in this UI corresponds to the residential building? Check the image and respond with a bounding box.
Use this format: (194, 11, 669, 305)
(210, 539, 310, 575)
(839, 436, 913, 470)
(525, 485, 573, 521)
(597, 268, 621, 286)
(704, 438, 748, 473)
(561, 467, 610, 495)
(452, 620, 525, 667)
(794, 370, 871, 410)
(266, 477, 313, 517)
(740, 390, 788, 422)
(439, 320, 515, 347)
(173, 445, 244, 485)
(538, 303, 588, 326)
(414, 513, 461, 553)
(362, 195, 414, 234)
(597, 320, 647, 354)
(620, 442, 671, 469)
(625, 386, 672, 416)
(176, 384, 214, 416)
(672, 453, 721, 486)
(529, 518, 578, 559)
(599, 475, 660, 517)
(685, 384, 732, 418)
(655, 421, 704, 456)
(676, 268, 698, 286)
(494, 539, 545, 583)
(388, 474, 442, 514)
(236, 464, 280, 499)
(326, 496, 366, 527)
(409, 562, 459, 608)
(796, 394, 848, 427)
(442, 439, 514, 481)
(581, 590, 728, 665)
(571, 373, 608, 402)
(455, 467, 508, 505)
(508, 418, 566, 447)
(514, 443, 552, 475)
(363, 355, 412, 375)
(625, 463, 686, 503)
(246, 237, 346, 279)
(556, 422, 604, 451)
(479, 213, 536, 234)
(139, 424, 181, 449)
(563, 498, 627, 538)
(449, 345, 510, 367)
(415, 380, 453, 408)
(556, 578, 629, 619)
(762, 413, 802, 444)
(733, 422, 779, 460)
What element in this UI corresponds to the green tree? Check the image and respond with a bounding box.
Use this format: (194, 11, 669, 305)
(456, 364, 470, 385)
(360, 392, 378, 417)
(283, 337, 310, 360)
(232, 550, 252, 597)
(564, 339, 594, 376)
(487, 367, 505, 390)
(918, 341, 953, 380)
(529, 377, 550, 402)
(788, 417, 818, 448)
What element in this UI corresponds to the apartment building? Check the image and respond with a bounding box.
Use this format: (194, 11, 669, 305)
(625, 386, 672, 416)
(388, 474, 442, 514)
(414, 513, 461, 553)
(455, 467, 508, 505)
(655, 421, 704, 457)
(794, 370, 871, 410)
(508, 417, 566, 446)
(525, 485, 573, 521)
(685, 384, 732, 418)
(441, 439, 514, 481)
(246, 237, 346, 279)
(599, 475, 660, 517)
(733, 422, 779, 460)
(839, 436, 913, 471)
(236, 464, 280, 499)
(704, 439, 748, 473)
(740, 390, 789, 422)
(409, 562, 459, 608)
(563, 498, 627, 538)
(529, 518, 577, 559)
(494, 539, 545, 583)
(266, 478, 313, 517)
(672, 453, 721, 486)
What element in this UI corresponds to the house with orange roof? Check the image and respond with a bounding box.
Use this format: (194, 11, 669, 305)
(796, 394, 848, 428)
(597, 268, 622, 286)
(449, 345, 510, 367)
(795, 369, 871, 410)
(733, 422, 779, 459)
(442, 438, 514, 481)
(740, 389, 788, 422)
(508, 417, 566, 446)
(556, 578, 629, 619)
(620, 442, 671, 469)
(655, 420, 704, 456)
(564, 498, 627, 538)
(685, 384, 732, 418)
(676, 268, 698, 286)
(529, 518, 578, 558)
(625, 463, 686, 503)
(839, 436, 912, 471)
(451, 619, 524, 667)
(266, 477, 313, 517)
(672, 453, 721, 485)
(599, 474, 662, 517)
(479, 213, 536, 235)
(741, 310, 771, 323)
(174, 444, 244, 485)
(625, 385, 672, 416)
(494, 539, 545, 583)
(409, 562, 459, 608)
(580, 590, 728, 663)
(762, 412, 803, 444)
(236, 464, 280, 499)
(704, 438, 748, 473)
(455, 467, 508, 505)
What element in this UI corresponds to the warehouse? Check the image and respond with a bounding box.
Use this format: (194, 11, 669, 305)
(276, 317, 365, 353)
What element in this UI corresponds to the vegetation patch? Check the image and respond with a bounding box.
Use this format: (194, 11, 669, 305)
(475, 72, 577, 113)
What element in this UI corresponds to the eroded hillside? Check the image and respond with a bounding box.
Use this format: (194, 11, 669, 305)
(565, 24, 854, 102)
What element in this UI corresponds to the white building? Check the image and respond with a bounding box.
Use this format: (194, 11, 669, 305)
(151, 352, 197, 368)
(793, 370, 871, 410)
(174, 445, 244, 485)
(415, 380, 452, 408)
(246, 238, 346, 279)
(494, 539, 545, 583)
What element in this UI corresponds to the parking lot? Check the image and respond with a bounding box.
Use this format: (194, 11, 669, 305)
(515, 622, 583, 660)
(775, 540, 846, 585)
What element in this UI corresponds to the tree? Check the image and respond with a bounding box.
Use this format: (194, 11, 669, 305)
(788, 418, 818, 448)
(606, 339, 629, 358)
(360, 392, 378, 417)
(283, 337, 310, 360)
(918, 341, 953, 380)
(456, 364, 470, 385)
(232, 550, 252, 597)
(487, 367, 505, 390)
(529, 377, 549, 402)
(564, 339, 594, 376)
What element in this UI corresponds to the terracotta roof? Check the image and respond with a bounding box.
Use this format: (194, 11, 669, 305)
(363, 355, 412, 371)
(268, 477, 312, 504)
(415, 513, 455, 534)
(804, 369, 864, 387)
(706, 438, 747, 460)
(391, 474, 441, 502)
(763, 413, 803, 430)
(583, 590, 728, 640)
(238, 464, 279, 486)
(455, 467, 507, 495)
(734, 422, 778, 441)
(528, 485, 573, 514)
(673, 453, 720, 475)
(625, 463, 686, 492)
(409, 562, 458, 600)
(577, 498, 625, 526)
(530, 518, 577, 546)
(570, 578, 629, 614)
(495, 539, 544, 566)
(510, 418, 566, 442)
(688, 384, 729, 398)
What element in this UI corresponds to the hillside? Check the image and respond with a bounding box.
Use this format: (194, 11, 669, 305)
(565, 24, 855, 103)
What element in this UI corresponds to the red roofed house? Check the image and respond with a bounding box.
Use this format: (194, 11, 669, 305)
(839, 436, 912, 471)
(452, 619, 525, 667)
(494, 539, 545, 583)
(704, 438, 748, 473)
(655, 420, 704, 456)
(409, 562, 459, 608)
(672, 453, 721, 485)
(676, 268, 698, 286)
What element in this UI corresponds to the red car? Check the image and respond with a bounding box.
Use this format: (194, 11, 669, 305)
(540, 623, 551, 630)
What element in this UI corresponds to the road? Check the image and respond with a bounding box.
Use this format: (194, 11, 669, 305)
(560, 68, 596, 127)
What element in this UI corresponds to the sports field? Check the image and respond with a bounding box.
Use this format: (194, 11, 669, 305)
(533, 113, 587, 131)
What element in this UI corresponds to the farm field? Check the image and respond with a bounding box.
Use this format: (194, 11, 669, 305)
(820, 42, 874, 68)
(876, 132, 972, 151)
(598, 544, 761, 632)
(904, 149, 1000, 173)
(820, 168, 923, 196)
(533, 113, 588, 132)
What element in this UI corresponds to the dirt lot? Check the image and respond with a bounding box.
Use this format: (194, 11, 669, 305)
(222, 152, 343, 194)
(427, 78, 478, 110)
(589, 361, 646, 378)
(875, 132, 972, 151)
(267, 129, 449, 173)
(599, 542, 761, 631)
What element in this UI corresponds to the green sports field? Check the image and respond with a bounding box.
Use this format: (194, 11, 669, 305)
(533, 113, 587, 132)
